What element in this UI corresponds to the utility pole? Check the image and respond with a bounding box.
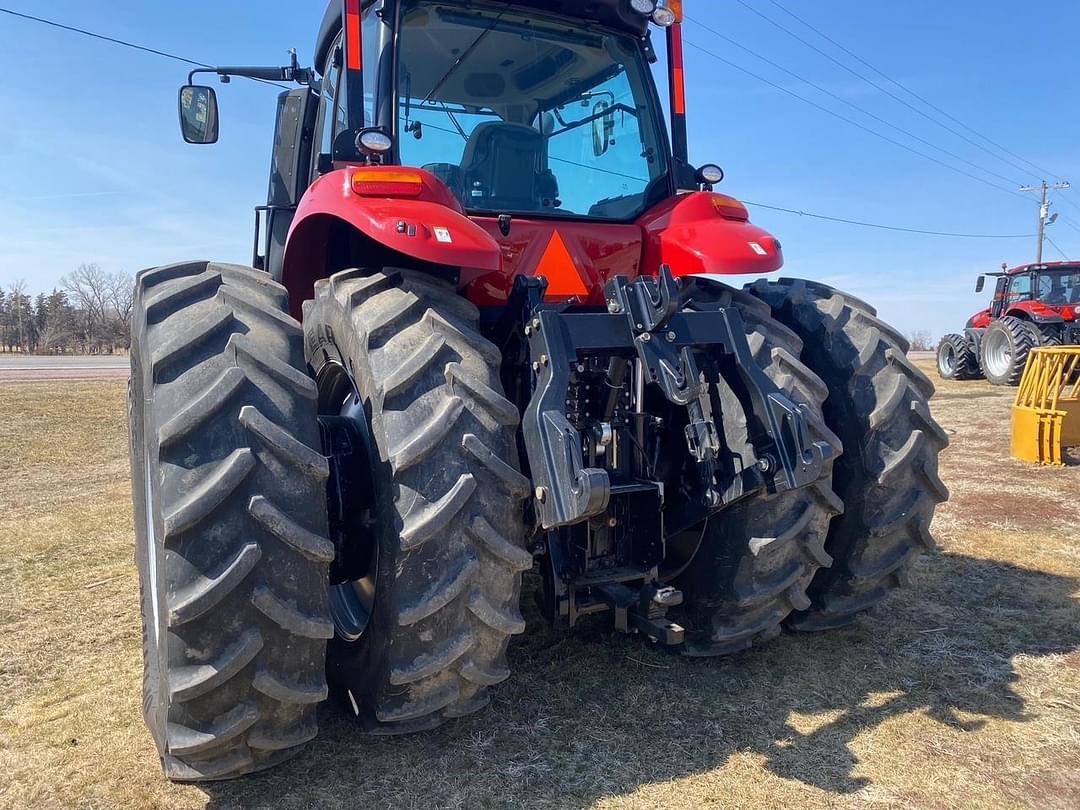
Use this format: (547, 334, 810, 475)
(1020, 180, 1070, 264)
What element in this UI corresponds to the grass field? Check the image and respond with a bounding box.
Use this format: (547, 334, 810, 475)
(2, 361, 1079, 809)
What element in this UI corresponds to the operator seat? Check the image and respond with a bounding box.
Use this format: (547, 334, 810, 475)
(459, 121, 556, 212)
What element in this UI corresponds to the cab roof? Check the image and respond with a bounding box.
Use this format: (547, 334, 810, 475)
(1007, 261, 1080, 275)
(315, 0, 649, 74)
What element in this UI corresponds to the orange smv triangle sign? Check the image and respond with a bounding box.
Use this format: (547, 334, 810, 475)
(536, 231, 589, 298)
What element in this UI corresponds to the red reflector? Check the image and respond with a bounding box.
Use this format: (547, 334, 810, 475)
(345, 0, 362, 71)
(351, 170, 424, 197)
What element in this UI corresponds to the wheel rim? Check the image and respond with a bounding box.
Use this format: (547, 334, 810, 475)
(938, 343, 957, 376)
(317, 362, 379, 643)
(982, 328, 1012, 378)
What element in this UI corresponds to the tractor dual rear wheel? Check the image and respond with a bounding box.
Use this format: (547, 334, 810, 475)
(749, 278, 949, 630)
(936, 333, 982, 380)
(130, 262, 332, 781)
(670, 281, 843, 655)
(303, 269, 530, 733)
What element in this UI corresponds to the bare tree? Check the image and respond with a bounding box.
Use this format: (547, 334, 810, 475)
(108, 271, 136, 344)
(62, 263, 111, 352)
(7, 279, 28, 352)
(907, 330, 934, 352)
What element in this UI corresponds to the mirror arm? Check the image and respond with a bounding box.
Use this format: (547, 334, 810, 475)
(187, 56, 313, 87)
(548, 103, 637, 138)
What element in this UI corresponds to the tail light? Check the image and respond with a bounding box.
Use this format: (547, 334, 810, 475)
(711, 194, 749, 222)
(350, 169, 424, 197)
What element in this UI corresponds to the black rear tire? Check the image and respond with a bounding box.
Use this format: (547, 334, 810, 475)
(936, 333, 981, 380)
(670, 281, 842, 655)
(748, 278, 949, 630)
(980, 316, 1036, 386)
(129, 261, 332, 781)
(304, 269, 530, 733)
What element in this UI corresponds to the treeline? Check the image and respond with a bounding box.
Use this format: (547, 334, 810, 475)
(1, 264, 135, 355)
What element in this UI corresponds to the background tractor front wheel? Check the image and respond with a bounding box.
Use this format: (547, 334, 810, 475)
(749, 278, 949, 630)
(980, 315, 1037, 386)
(304, 269, 530, 733)
(129, 262, 332, 781)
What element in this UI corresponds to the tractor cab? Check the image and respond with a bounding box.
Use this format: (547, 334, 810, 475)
(970, 262, 1080, 328)
(178, 0, 780, 313)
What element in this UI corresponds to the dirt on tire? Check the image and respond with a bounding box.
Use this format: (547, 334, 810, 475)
(304, 269, 530, 733)
(748, 277, 949, 630)
(671, 280, 842, 655)
(129, 261, 332, 781)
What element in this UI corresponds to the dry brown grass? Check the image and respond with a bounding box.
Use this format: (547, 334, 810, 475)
(1, 363, 1079, 810)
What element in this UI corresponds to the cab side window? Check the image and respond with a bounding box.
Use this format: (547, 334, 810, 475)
(312, 6, 381, 179)
(1006, 273, 1032, 302)
(313, 35, 345, 178)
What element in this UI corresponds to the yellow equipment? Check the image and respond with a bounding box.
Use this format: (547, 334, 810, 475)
(1012, 346, 1080, 465)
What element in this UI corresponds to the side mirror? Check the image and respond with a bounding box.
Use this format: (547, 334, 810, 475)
(178, 85, 219, 144)
(975, 275, 985, 294)
(591, 100, 615, 157)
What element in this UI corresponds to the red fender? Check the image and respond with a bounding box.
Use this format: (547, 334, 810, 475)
(637, 192, 784, 278)
(281, 167, 501, 318)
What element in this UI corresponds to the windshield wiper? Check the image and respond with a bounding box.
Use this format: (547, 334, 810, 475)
(423, 3, 510, 105)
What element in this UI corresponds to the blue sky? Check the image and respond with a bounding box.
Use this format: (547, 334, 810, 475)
(0, 0, 1077, 338)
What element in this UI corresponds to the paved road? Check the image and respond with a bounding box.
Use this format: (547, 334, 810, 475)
(0, 354, 129, 381)
(1, 351, 938, 381)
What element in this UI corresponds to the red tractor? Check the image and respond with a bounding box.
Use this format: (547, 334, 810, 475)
(130, 0, 948, 781)
(938, 261, 1080, 385)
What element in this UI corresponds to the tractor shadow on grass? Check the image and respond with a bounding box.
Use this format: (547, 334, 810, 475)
(200, 551, 1080, 809)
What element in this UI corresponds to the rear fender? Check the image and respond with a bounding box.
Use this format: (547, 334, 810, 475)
(637, 192, 783, 278)
(282, 168, 501, 318)
(1007, 301, 1065, 324)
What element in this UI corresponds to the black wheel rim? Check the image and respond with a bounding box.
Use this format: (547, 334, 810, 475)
(317, 361, 380, 642)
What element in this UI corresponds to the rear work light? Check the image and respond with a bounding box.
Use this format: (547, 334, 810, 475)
(350, 169, 424, 197)
(653, 0, 684, 26)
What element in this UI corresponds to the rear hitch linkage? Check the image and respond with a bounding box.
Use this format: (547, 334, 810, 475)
(520, 267, 832, 644)
(524, 266, 830, 530)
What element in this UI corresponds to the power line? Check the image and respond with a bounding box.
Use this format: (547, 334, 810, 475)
(376, 120, 1032, 240)
(0, 7, 289, 89)
(761, 0, 1064, 182)
(732, 0, 1049, 184)
(681, 38, 1032, 204)
(684, 14, 1025, 189)
(1056, 213, 1080, 237)
(742, 200, 1035, 238)
(1044, 235, 1070, 260)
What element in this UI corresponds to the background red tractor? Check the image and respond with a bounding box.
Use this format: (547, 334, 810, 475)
(938, 261, 1080, 385)
(129, 0, 948, 781)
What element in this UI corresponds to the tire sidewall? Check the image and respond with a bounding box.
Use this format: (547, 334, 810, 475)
(128, 323, 169, 755)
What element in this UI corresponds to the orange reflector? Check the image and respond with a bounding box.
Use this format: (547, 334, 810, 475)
(666, 0, 685, 23)
(711, 194, 749, 221)
(537, 231, 588, 298)
(351, 169, 424, 197)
